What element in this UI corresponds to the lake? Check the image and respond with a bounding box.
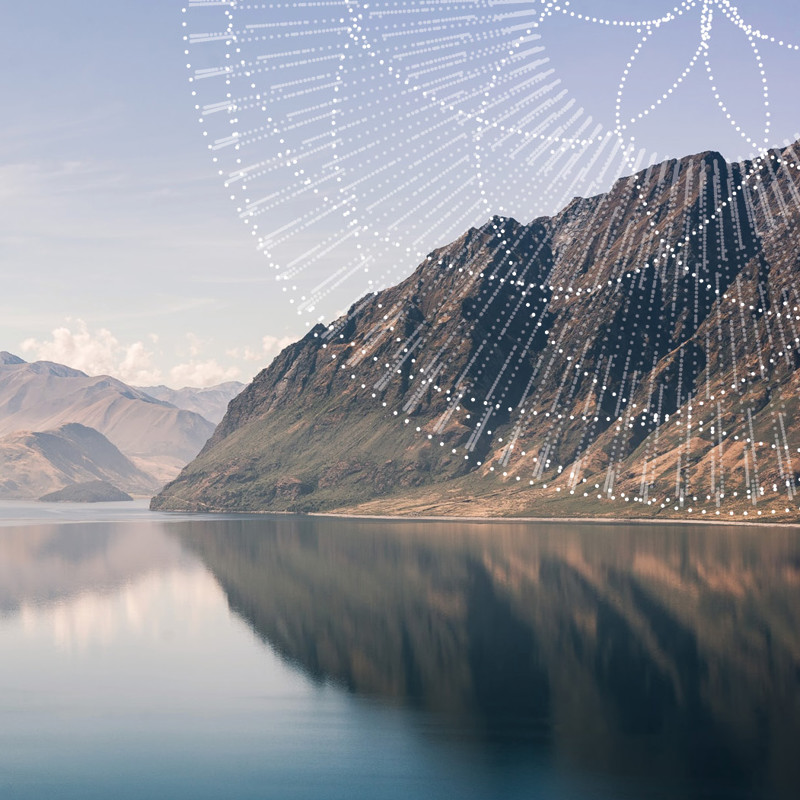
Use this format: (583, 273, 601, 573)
(0, 502, 798, 799)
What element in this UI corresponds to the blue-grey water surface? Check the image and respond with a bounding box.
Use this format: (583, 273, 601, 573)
(0, 502, 798, 799)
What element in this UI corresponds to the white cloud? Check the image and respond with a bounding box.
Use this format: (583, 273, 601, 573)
(118, 342, 160, 385)
(186, 332, 203, 358)
(21, 320, 162, 385)
(169, 359, 241, 388)
(261, 334, 297, 358)
(21, 322, 296, 390)
(228, 334, 297, 363)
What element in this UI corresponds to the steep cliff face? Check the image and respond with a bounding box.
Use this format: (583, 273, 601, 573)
(153, 142, 800, 520)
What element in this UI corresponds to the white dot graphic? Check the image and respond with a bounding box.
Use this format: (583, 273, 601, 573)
(181, 1, 800, 518)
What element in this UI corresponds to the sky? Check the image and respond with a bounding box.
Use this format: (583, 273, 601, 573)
(1, 0, 798, 387)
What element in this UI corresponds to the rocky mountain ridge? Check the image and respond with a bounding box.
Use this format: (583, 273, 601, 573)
(153, 141, 800, 521)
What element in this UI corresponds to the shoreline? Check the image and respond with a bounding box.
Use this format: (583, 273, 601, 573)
(4, 498, 797, 529)
(149, 503, 800, 529)
(307, 511, 800, 529)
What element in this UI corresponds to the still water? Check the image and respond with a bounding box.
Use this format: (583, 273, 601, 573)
(0, 502, 798, 799)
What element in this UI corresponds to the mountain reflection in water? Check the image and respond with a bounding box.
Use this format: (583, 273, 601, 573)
(175, 517, 800, 799)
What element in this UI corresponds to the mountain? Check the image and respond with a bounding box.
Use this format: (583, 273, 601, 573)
(0, 357, 215, 482)
(39, 481, 133, 503)
(0, 351, 25, 366)
(153, 142, 800, 521)
(135, 382, 244, 425)
(0, 423, 159, 499)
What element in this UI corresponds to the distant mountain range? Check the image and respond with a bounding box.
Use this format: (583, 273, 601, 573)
(0, 354, 244, 499)
(0, 423, 158, 500)
(153, 141, 800, 521)
(134, 382, 243, 425)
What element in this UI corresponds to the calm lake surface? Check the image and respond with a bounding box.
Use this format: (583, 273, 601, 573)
(1, 502, 798, 799)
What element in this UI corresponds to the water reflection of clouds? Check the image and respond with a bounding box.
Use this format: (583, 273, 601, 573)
(0, 520, 185, 613)
(16, 567, 224, 651)
(0, 517, 234, 651)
